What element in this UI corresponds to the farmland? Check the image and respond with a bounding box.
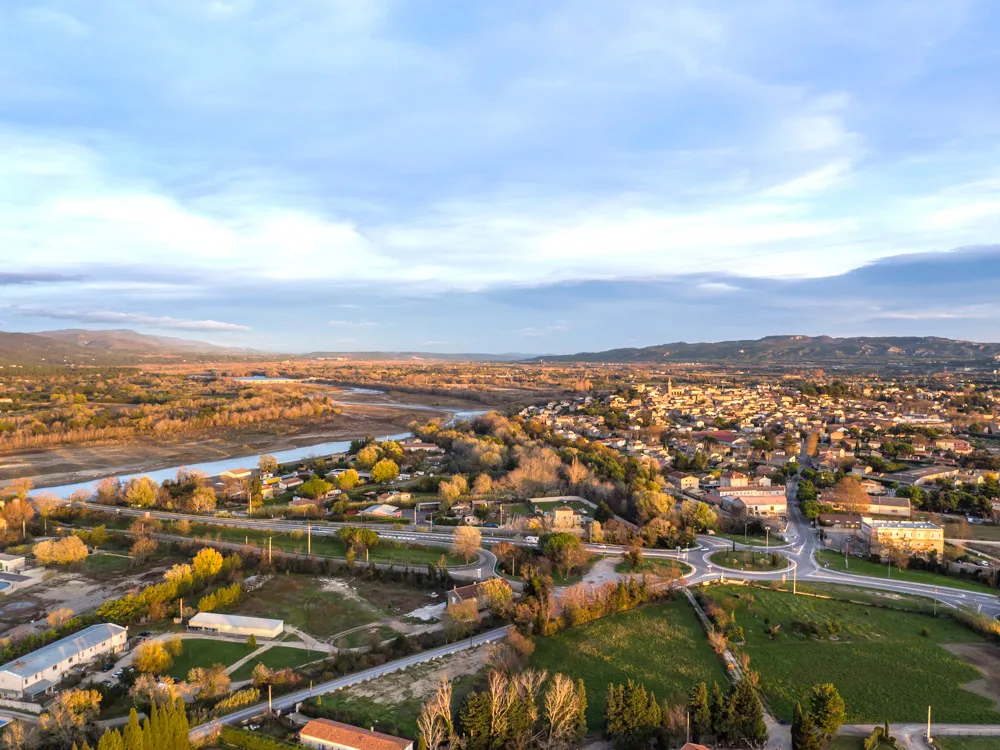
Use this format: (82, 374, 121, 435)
(703, 585, 1000, 724)
(531, 597, 727, 729)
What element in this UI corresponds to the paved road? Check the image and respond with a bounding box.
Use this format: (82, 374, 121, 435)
(190, 627, 508, 741)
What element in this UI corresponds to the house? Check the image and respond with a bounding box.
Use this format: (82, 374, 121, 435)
(547, 506, 583, 529)
(279, 476, 305, 491)
(861, 518, 944, 558)
(299, 718, 412, 750)
(680, 744, 711, 750)
(188, 613, 283, 639)
(719, 471, 749, 488)
(935, 437, 974, 455)
(378, 491, 411, 504)
(727, 495, 787, 517)
(289, 496, 325, 509)
(401, 440, 444, 454)
(887, 466, 960, 487)
(219, 468, 253, 481)
(818, 513, 862, 529)
(668, 472, 699, 491)
(446, 584, 485, 610)
(361, 504, 402, 518)
(0, 553, 26, 573)
(0, 623, 128, 700)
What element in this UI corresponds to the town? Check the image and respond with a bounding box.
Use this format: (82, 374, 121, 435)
(1, 361, 1000, 750)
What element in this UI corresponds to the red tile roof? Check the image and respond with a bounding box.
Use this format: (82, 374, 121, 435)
(300, 719, 412, 750)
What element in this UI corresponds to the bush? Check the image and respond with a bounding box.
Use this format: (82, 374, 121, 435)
(219, 726, 300, 749)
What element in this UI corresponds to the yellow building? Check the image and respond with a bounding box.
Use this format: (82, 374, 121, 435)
(860, 518, 943, 558)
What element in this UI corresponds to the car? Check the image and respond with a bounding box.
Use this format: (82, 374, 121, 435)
(138, 631, 153, 638)
(102, 680, 112, 686)
(101, 663, 113, 672)
(484, 523, 499, 528)
(524, 536, 539, 545)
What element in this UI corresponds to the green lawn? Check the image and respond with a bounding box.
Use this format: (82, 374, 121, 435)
(231, 573, 441, 639)
(503, 503, 534, 517)
(715, 531, 775, 547)
(532, 598, 728, 730)
(933, 738, 1000, 750)
(704, 585, 1000, 724)
(82, 552, 134, 575)
(530, 500, 595, 518)
(815, 549, 998, 595)
(709, 549, 789, 572)
(770, 582, 940, 615)
(615, 559, 693, 578)
(188, 523, 464, 566)
(338, 625, 397, 649)
(167, 638, 254, 679)
(229, 645, 324, 681)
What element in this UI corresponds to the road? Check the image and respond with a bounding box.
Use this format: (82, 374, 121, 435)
(189, 627, 508, 741)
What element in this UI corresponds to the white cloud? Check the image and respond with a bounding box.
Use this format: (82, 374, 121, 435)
(328, 320, 377, 327)
(7, 306, 250, 331)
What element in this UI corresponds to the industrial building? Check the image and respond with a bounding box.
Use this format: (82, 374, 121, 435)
(188, 612, 284, 639)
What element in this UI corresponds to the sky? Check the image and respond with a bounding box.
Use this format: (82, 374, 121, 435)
(2, 1, 1000, 354)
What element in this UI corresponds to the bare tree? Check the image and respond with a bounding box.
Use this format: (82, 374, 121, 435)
(543, 674, 582, 750)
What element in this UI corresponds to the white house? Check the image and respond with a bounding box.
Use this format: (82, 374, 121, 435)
(0, 553, 26, 573)
(188, 612, 284, 639)
(0, 623, 128, 700)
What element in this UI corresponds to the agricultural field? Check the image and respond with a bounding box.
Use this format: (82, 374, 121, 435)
(709, 549, 788, 572)
(704, 585, 1000, 724)
(230, 645, 324, 681)
(532, 597, 727, 729)
(815, 550, 997, 595)
(231, 573, 443, 639)
(167, 638, 254, 679)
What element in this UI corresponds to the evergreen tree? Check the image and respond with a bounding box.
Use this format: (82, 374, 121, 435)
(792, 703, 821, 750)
(809, 683, 846, 738)
(688, 682, 711, 741)
(606, 684, 624, 737)
(98, 728, 125, 750)
(124, 709, 143, 750)
(576, 679, 588, 739)
(709, 681, 730, 739)
(728, 679, 767, 747)
(458, 691, 492, 750)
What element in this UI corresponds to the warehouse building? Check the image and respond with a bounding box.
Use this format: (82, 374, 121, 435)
(0, 623, 128, 699)
(188, 612, 284, 639)
(300, 718, 412, 750)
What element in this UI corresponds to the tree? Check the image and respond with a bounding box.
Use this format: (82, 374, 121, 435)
(472, 474, 493, 496)
(727, 678, 767, 747)
(417, 677, 454, 750)
(623, 541, 644, 571)
(710, 682, 730, 738)
(123, 477, 158, 508)
(681, 500, 718, 532)
(540, 532, 586, 576)
(94, 477, 122, 505)
(605, 680, 661, 750)
(356, 445, 380, 469)
(46, 607, 74, 628)
(688, 683, 711, 741)
(32, 536, 88, 565)
(132, 641, 173, 675)
(299, 475, 332, 499)
(477, 578, 513, 617)
(130, 536, 158, 563)
(2, 499, 34, 537)
(258, 455, 278, 475)
(188, 487, 216, 514)
(187, 664, 231, 699)
(371, 459, 400, 484)
(31, 493, 61, 532)
(246, 634, 257, 650)
(542, 674, 582, 750)
(828, 478, 869, 515)
(0, 478, 32, 502)
(39, 688, 101, 748)
(339, 527, 380, 552)
(809, 683, 845, 739)
(452, 526, 482, 563)
(633, 490, 670, 524)
(1, 719, 40, 750)
(192, 547, 224, 579)
(792, 702, 821, 750)
(336, 469, 360, 490)
(576, 679, 588, 740)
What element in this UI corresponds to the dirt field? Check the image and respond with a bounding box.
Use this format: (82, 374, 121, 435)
(339, 644, 490, 705)
(943, 643, 1000, 711)
(1, 401, 455, 488)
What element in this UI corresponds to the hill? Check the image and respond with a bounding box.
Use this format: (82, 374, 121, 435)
(529, 335, 1000, 365)
(0, 329, 258, 365)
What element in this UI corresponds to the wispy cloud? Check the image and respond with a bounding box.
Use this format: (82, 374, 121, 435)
(7, 307, 250, 332)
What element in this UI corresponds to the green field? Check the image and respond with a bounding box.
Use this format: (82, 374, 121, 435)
(933, 737, 1000, 750)
(815, 549, 998, 595)
(230, 645, 324, 681)
(532, 598, 727, 729)
(715, 531, 775, 547)
(771, 582, 939, 615)
(614, 559, 693, 578)
(530, 500, 595, 518)
(187, 523, 464, 566)
(710, 549, 788, 572)
(232, 574, 440, 638)
(167, 638, 254, 679)
(705, 585, 1000, 724)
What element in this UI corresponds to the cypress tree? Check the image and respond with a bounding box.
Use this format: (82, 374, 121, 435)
(710, 681, 729, 739)
(141, 715, 154, 750)
(606, 684, 623, 737)
(792, 702, 821, 750)
(688, 682, 711, 740)
(175, 697, 191, 749)
(728, 679, 767, 747)
(576, 679, 588, 739)
(458, 691, 492, 750)
(124, 709, 143, 750)
(98, 728, 125, 750)
(809, 683, 846, 739)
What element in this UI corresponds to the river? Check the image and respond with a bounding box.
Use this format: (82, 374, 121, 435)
(39, 393, 485, 499)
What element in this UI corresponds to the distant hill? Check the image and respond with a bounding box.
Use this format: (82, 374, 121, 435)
(529, 335, 1000, 365)
(0, 329, 258, 365)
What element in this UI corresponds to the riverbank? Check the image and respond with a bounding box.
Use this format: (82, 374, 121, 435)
(0, 399, 470, 490)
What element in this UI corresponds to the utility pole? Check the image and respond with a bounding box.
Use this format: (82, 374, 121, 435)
(308, 524, 311, 556)
(179, 598, 183, 618)
(927, 705, 932, 743)
(268, 684, 273, 713)
(793, 563, 797, 595)
(268, 537, 272, 563)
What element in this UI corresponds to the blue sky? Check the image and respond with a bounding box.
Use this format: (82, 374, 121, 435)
(2, 0, 1000, 353)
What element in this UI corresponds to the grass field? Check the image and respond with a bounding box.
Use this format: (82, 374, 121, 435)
(933, 737, 1000, 750)
(229, 645, 324, 681)
(614, 559, 693, 578)
(232, 574, 440, 638)
(167, 638, 254, 679)
(709, 549, 789, 572)
(705, 585, 1000, 724)
(532, 598, 727, 729)
(188, 523, 464, 566)
(530, 500, 595, 518)
(769, 582, 940, 615)
(815, 549, 997, 595)
(715, 531, 774, 547)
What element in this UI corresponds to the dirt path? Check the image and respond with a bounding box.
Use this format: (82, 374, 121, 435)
(942, 642, 1000, 710)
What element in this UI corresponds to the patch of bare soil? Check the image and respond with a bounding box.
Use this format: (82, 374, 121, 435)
(943, 642, 1000, 710)
(3, 403, 446, 488)
(341, 645, 490, 705)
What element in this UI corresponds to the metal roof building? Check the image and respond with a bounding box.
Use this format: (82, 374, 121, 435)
(188, 612, 284, 639)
